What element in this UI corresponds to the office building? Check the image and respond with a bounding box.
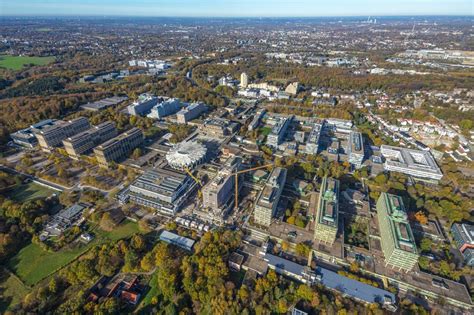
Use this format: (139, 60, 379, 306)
(200, 118, 239, 137)
(325, 118, 353, 133)
(148, 98, 183, 119)
(94, 128, 143, 167)
(32, 117, 90, 151)
(10, 119, 57, 148)
(127, 166, 195, 215)
(314, 177, 339, 245)
(267, 115, 293, 148)
(63, 121, 117, 159)
(254, 167, 287, 226)
(176, 102, 206, 124)
(240, 72, 249, 88)
(348, 131, 365, 168)
(80, 96, 128, 111)
(44, 203, 88, 237)
(305, 122, 323, 155)
(202, 157, 242, 220)
(451, 223, 474, 266)
(249, 109, 266, 131)
(127, 93, 158, 116)
(381, 145, 443, 180)
(376, 192, 419, 272)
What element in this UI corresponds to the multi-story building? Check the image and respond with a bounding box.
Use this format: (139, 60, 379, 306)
(254, 167, 287, 226)
(305, 122, 323, 155)
(10, 119, 57, 148)
(267, 116, 293, 148)
(376, 192, 419, 272)
(381, 145, 443, 181)
(202, 157, 242, 221)
(32, 117, 90, 151)
(451, 223, 474, 266)
(325, 118, 353, 133)
(240, 72, 249, 88)
(127, 166, 195, 215)
(249, 109, 266, 131)
(176, 102, 206, 124)
(94, 128, 143, 167)
(127, 93, 158, 116)
(148, 98, 183, 119)
(348, 131, 365, 168)
(314, 177, 339, 244)
(199, 118, 239, 137)
(63, 121, 117, 159)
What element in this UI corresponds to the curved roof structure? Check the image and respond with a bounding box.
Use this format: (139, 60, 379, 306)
(166, 141, 207, 170)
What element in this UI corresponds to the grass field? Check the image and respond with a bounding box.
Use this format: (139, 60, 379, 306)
(7, 220, 141, 286)
(136, 271, 159, 311)
(9, 182, 56, 202)
(0, 55, 55, 70)
(94, 220, 141, 241)
(259, 126, 272, 136)
(0, 268, 30, 313)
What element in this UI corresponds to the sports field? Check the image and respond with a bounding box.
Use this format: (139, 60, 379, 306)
(0, 55, 55, 70)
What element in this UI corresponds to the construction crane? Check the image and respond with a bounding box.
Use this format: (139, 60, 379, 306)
(183, 167, 203, 200)
(231, 163, 273, 211)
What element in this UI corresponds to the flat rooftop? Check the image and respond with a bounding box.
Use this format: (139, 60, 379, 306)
(381, 145, 442, 178)
(81, 96, 128, 111)
(318, 177, 339, 227)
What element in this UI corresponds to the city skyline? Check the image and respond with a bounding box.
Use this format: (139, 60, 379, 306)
(1, 0, 472, 17)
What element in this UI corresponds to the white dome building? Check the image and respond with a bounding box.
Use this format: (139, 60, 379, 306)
(166, 141, 207, 170)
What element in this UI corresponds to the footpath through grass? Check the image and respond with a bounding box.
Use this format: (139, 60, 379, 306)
(7, 220, 141, 286)
(0, 55, 55, 70)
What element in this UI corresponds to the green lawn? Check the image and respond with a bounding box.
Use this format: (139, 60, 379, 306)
(7, 242, 90, 286)
(137, 271, 159, 311)
(7, 220, 141, 286)
(0, 268, 30, 313)
(0, 55, 55, 70)
(94, 220, 141, 241)
(9, 182, 56, 202)
(259, 126, 272, 136)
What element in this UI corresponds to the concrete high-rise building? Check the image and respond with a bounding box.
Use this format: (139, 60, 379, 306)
(176, 102, 206, 124)
(94, 128, 143, 168)
(126, 166, 195, 216)
(10, 119, 57, 148)
(314, 177, 339, 245)
(32, 117, 90, 151)
(451, 223, 474, 266)
(267, 115, 293, 148)
(376, 192, 419, 272)
(127, 93, 158, 116)
(305, 122, 323, 155)
(202, 157, 242, 221)
(254, 167, 287, 226)
(347, 131, 365, 168)
(240, 72, 249, 88)
(148, 98, 184, 119)
(63, 121, 117, 159)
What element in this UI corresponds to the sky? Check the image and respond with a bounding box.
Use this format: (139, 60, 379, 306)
(1, 0, 472, 17)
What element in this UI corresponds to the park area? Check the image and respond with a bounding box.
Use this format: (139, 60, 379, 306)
(0, 55, 55, 70)
(6, 220, 141, 287)
(8, 182, 57, 202)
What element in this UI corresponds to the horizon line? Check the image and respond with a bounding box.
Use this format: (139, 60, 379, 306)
(1, 14, 472, 18)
